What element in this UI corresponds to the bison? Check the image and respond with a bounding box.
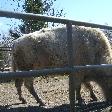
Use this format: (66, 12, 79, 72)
(12, 25, 112, 106)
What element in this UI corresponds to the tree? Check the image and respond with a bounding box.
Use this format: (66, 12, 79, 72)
(9, 0, 65, 36)
(20, 0, 45, 33)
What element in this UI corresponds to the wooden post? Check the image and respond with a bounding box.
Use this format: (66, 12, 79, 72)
(66, 23, 76, 112)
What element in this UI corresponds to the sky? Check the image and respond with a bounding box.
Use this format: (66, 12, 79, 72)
(55, 0, 112, 25)
(0, 0, 112, 32)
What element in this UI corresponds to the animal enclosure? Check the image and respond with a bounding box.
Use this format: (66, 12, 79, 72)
(0, 10, 112, 112)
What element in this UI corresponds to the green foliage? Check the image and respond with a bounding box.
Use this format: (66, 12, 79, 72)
(20, 0, 46, 33)
(9, 0, 65, 38)
(23, 0, 43, 13)
(19, 0, 64, 33)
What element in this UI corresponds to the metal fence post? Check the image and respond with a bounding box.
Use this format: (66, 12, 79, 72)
(66, 23, 76, 112)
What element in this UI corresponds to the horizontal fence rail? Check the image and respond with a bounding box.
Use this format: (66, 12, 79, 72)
(0, 10, 112, 30)
(1, 10, 112, 112)
(0, 64, 112, 79)
(0, 47, 12, 51)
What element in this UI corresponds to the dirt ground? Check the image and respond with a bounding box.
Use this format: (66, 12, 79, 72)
(0, 75, 111, 112)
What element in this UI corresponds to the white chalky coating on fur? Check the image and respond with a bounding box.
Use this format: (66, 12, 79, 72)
(13, 26, 112, 67)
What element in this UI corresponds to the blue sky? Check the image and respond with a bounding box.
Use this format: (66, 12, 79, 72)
(0, 0, 112, 32)
(55, 0, 112, 25)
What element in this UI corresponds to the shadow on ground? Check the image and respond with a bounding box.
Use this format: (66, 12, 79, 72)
(0, 104, 70, 112)
(0, 101, 112, 112)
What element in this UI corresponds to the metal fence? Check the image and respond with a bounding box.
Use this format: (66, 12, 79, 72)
(0, 10, 112, 112)
(0, 47, 12, 71)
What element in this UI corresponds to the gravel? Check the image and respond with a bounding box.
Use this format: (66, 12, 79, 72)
(0, 75, 111, 112)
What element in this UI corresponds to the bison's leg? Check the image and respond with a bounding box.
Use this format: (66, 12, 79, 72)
(76, 84, 83, 104)
(15, 79, 26, 104)
(75, 81, 97, 104)
(24, 77, 45, 106)
(84, 82, 97, 101)
(74, 75, 84, 104)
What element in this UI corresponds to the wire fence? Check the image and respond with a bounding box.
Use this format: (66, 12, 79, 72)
(0, 47, 12, 71)
(0, 10, 112, 112)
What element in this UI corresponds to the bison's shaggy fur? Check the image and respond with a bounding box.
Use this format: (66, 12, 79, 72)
(12, 26, 112, 106)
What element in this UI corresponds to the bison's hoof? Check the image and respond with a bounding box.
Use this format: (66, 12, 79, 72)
(39, 102, 45, 107)
(77, 98, 85, 105)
